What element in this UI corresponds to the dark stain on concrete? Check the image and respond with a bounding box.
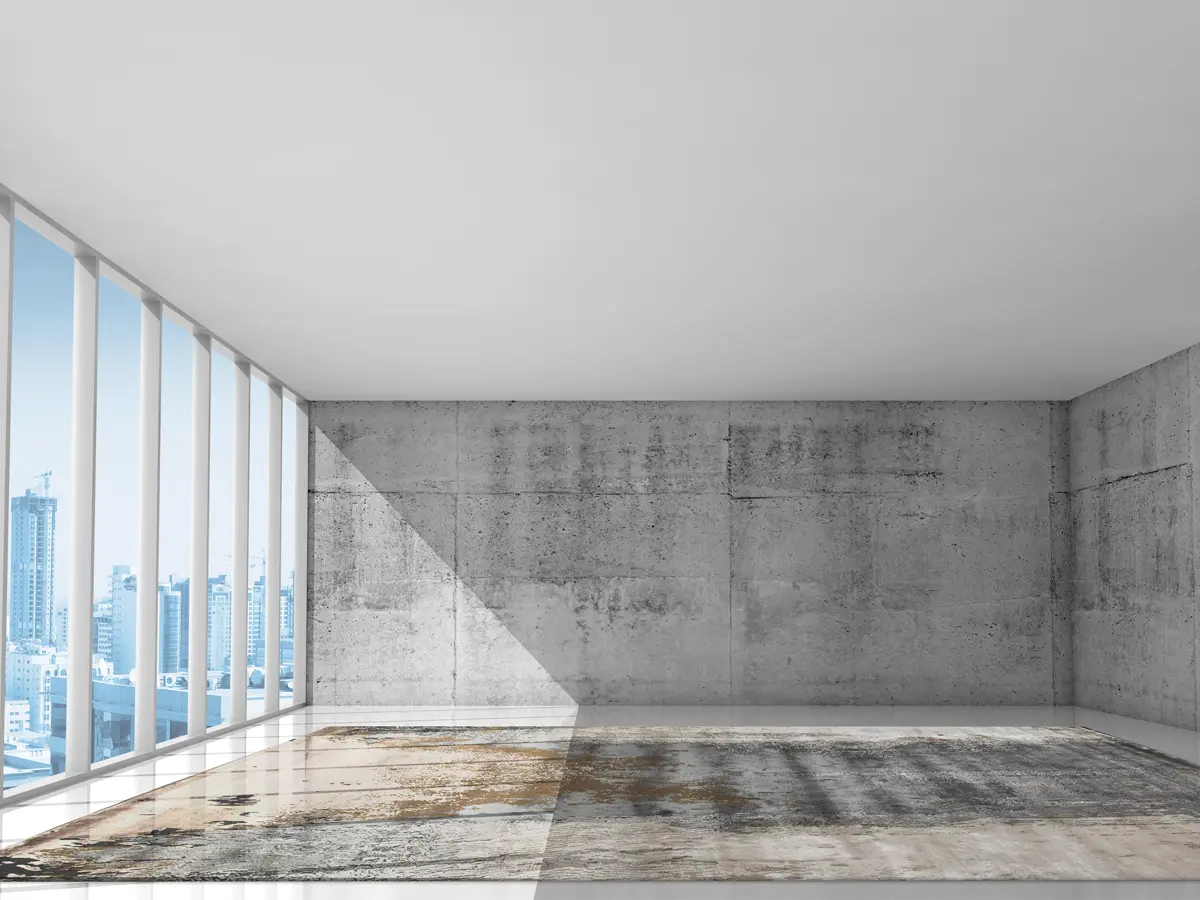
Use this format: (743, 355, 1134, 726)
(211, 795, 258, 807)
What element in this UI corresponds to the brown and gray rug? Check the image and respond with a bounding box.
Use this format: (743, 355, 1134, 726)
(3, 725, 1200, 880)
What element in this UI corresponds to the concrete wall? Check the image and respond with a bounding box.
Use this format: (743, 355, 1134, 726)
(309, 401, 1066, 706)
(732, 402, 1068, 707)
(1068, 347, 1199, 729)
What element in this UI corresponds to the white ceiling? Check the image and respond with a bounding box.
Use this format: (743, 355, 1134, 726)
(2, 1, 1199, 401)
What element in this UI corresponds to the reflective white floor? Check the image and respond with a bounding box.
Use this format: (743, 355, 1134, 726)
(2, 704, 1200, 899)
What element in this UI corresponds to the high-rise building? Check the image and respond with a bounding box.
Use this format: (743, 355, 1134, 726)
(9, 485, 57, 644)
(158, 581, 185, 674)
(248, 575, 266, 667)
(207, 576, 233, 674)
(280, 571, 295, 642)
(110, 566, 138, 675)
(52, 599, 69, 651)
(176, 578, 190, 670)
(93, 597, 114, 662)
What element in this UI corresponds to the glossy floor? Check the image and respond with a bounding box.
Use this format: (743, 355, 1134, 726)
(2, 705, 1200, 898)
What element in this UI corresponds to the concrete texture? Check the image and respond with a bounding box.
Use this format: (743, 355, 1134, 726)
(307, 490, 457, 705)
(1049, 490, 1074, 704)
(456, 493, 729, 579)
(312, 401, 458, 494)
(457, 577, 731, 705)
(310, 400, 1063, 706)
(1067, 348, 1199, 729)
(729, 403, 1058, 705)
(729, 401, 1052, 498)
(1068, 351, 1190, 492)
(457, 401, 729, 494)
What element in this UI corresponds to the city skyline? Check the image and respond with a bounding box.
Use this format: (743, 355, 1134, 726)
(6, 220, 298, 602)
(5, 219, 301, 789)
(6, 557, 297, 783)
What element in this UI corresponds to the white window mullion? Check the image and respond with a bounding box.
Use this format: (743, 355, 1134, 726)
(188, 334, 211, 737)
(265, 383, 282, 714)
(0, 196, 14, 794)
(66, 253, 99, 775)
(293, 401, 308, 707)
(134, 298, 162, 754)
(230, 359, 250, 723)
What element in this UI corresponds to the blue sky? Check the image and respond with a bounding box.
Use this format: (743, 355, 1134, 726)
(8, 220, 297, 604)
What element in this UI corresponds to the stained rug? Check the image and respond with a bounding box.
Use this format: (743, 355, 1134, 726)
(3, 725, 1200, 880)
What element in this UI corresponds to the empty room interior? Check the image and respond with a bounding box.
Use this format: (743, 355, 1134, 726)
(2, 1, 1200, 897)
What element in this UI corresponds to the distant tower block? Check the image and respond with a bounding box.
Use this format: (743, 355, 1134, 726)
(9, 473, 58, 644)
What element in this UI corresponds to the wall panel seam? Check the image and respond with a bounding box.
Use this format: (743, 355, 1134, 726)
(1190, 348, 1199, 729)
(1072, 462, 1190, 493)
(453, 400, 460, 707)
(727, 399, 733, 705)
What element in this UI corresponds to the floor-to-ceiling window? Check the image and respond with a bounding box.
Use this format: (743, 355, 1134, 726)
(280, 396, 297, 709)
(246, 373, 269, 719)
(0, 198, 307, 798)
(90, 277, 141, 763)
(3, 222, 73, 790)
(155, 316, 192, 744)
(207, 349, 235, 728)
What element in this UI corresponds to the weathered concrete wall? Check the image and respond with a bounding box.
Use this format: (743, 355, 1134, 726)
(1068, 348, 1199, 729)
(731, 402, 1063, 705)
(309, 400, 1065, 706)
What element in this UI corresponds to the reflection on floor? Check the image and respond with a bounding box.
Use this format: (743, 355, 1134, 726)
(4, 719, 1200, 882)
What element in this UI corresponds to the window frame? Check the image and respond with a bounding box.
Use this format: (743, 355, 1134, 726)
(0, 188, 309, 804)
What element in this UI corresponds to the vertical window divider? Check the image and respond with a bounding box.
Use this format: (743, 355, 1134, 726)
(293, 400, 308, 707)
(231, 359, 251, 724)
(0, 185, 311, 806)
(265, 383, 282, 715)
(188, 333, 212, 737)
(0, 196, 14, 795)
(66, 252, 99, 776)
(134, 297, 162, 754)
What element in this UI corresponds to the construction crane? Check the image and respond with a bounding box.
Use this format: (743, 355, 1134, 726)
(215, 549, 268, 573)
(32, 471, 51, 495)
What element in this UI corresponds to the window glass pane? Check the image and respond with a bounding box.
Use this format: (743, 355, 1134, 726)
(280, 397, 296, 708)
(4, 221, 72, 789)
(206, 351, 234, 728)
(246, 375, 269, 718)
(155, 317, 192, 744)
(91, 277, 140, 764)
